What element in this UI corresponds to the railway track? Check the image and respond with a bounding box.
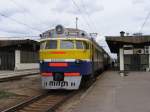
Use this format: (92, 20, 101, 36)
(1, 72, 98, 112)
(2, 91, 76, 112)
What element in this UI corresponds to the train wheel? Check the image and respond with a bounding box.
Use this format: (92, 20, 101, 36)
(80, 75, 95, 89)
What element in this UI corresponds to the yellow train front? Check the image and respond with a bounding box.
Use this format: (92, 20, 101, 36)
(39, 25, 107, 90)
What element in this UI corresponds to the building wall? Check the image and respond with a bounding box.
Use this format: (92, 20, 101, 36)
(15, 50, 39, 70)
(119, 46, 150, 71)
(0, 51, 15, 70)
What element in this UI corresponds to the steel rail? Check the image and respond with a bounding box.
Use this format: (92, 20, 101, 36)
(2, 91, 77, 112)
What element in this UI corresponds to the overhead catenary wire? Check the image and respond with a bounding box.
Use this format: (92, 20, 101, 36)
(0, 26, 41, 38)
(10, 0, 46, 26)
(0, 35, 40, 38)
(0, 28, 29, 35)
(80, 0, 106, 37)
(71, 0, 94, 32)
(80, 0, 98, 32)
(10, 0, 53, 31)
(0, 12, 41, 33)
(0, 29, 40, 38)
(0, 0, 36, 37)
(139, 11, 150, 33)
(0, 28, 40, 39)
(11, 0, 28, 13)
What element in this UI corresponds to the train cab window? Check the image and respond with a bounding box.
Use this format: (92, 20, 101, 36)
(60, 40, 74, 49)
(76, 41, 83, 49)
(45, 40, 57, 49)
(40, 41, 46, 49)
(83, 41, 89, 49)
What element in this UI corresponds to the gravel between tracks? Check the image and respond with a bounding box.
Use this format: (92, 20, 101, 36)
(0, 75, 42, 111)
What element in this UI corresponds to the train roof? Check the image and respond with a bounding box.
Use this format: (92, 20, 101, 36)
(42, 28, 86, 35)
(40, 25, 90, 39)
(39, 37, 91, 42)
(39, 25, 110, 56)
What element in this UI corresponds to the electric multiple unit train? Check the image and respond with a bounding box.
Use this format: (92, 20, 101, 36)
(39, 25, 110, 90)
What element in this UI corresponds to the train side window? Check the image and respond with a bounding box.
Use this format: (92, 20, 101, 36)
(45, 40, 57, 49)
(83, 41, 89, 49)
(60, 40, 74, 49)
(40, 41, 46, 49)
(76, 41, 83, 49)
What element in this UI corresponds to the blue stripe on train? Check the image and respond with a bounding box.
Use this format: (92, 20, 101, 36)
(40, 61, 92, 75)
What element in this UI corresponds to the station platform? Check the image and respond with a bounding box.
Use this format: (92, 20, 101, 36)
(0, 69, 39, 80)
(71, 71, 150, 112)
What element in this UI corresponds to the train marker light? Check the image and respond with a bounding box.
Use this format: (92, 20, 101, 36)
(75, 59, 82, 64)
(64, 73, 80, 76)
(48, 62, 68, 67)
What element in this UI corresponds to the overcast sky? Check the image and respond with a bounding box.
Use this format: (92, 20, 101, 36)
(0, 0, 150, 58)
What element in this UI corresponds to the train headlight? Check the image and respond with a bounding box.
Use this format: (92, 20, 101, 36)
(55, 25, 64, 34)
(40, 60, 44, 64)
(75, 59, 82, 64)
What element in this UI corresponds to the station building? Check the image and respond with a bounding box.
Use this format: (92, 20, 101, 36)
(106, 32, 150, 72)
(0, 39, 39, 70)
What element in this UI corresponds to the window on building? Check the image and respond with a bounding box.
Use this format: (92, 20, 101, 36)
(124, 55, 131, 64)
(144, 46, 149, 54)
(20, 51, 39, 63)
(140, 55, 148, 65)
(60, 40, 74, 49)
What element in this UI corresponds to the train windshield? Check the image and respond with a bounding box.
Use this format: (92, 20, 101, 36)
(45, 40, 57, 49)
(76, 40, 89, 49)
(40, 39, 89, 50)
(60, 40, 74, 49)
(40, 41, 46, 49)
(76, 41, 83, 49)
(83, 41, 89, 49)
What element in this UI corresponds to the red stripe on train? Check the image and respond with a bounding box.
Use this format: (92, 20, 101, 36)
(48, 63, 68, 67)
(64, 73, 80, 76)
(49, 51, 66, 54)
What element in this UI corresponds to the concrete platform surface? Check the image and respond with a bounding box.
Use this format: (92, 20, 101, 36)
(71, 71, 150, 112)
(0, 69, 39, 79)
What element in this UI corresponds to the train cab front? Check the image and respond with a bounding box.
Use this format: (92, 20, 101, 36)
(40, 61, 82, 90)
(39, 38, 91, 90)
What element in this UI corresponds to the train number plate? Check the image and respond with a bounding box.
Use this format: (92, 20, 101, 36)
(42, 76, 82, 90)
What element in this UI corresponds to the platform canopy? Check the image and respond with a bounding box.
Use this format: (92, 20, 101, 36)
(0, 39, 39, 51)
(0, 39, 38, 47)
(106, 36, 150, 53)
